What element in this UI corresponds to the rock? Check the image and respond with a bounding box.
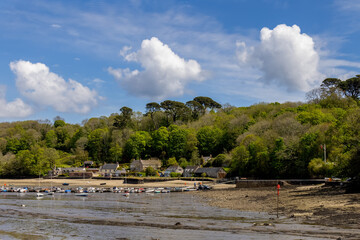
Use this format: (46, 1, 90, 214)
(336, 238, 341, 240)
(289, 214, 295, 218)
(175, 222, 181, 226)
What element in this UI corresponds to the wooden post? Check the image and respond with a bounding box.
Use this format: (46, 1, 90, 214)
(277, 183, 280, 218)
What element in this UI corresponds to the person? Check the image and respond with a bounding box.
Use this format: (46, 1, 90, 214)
(194, 182, 196, 189)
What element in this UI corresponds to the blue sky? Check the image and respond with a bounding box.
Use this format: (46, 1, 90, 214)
(1, 0, 360, 124)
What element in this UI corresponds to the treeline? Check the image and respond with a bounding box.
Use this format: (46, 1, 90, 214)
(0, 76, 360, 179)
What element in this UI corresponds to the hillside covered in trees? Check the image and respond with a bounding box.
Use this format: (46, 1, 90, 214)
(0, 76, 360, 179)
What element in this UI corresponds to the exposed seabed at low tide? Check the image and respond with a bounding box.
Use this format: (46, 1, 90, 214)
(0, 192, 358, 240)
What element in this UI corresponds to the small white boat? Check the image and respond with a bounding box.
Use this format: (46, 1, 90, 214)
(122, 192, 130, 197)
(145, 188, 154, 193)
(75, 193, 88, 197)
(36, 192, 44, 197)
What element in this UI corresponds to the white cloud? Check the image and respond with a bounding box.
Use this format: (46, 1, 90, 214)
(9, 60, 100, 114)
(237, 24, 323, 92)
(108, 37, 205, 99)
(51, 24, 62, 28)
(0, 86, 33, 118)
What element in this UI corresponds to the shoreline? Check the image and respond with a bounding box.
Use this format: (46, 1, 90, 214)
(0, 178, 232, 189)
(2, 178, 359, 230)
(194, 184, 360, 229)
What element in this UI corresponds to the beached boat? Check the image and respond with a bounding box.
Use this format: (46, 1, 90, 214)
(145, 188, 154, 193)
(36, 192, 44, 197)
(75, 193, 88, 197)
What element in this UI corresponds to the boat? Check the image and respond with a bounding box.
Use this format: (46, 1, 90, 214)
(75, 193, 88, 197)
(145, 188, 154, 193)
(36, 192, 44, 197)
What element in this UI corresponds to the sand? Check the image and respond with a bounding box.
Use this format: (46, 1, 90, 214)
(195, 184, 360, 228)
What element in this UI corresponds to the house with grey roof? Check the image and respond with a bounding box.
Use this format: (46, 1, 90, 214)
(164, 165, 184, 177)
(183, 166, 200, 177)
(130, 158, 162, 172)
(99, 163, 119, 177)
(194, 167, 227, 178)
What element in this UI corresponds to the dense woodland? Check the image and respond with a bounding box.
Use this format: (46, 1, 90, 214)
(0, 76, 360, 179)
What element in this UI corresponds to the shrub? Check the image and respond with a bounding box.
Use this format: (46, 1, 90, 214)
(170, 172, 182, 177)
(145, 167, 157, 176)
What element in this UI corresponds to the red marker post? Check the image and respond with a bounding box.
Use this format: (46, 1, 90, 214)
(276, 183, 281, 218)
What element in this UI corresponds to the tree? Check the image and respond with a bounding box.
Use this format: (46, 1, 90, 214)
(193, 96, 222, 113)
(160, 100, 189, 123)
(186, 100, 204, 120)
(212, 154, 226, 167)
(109, 144, 123, 163)
(123, 131, 152, 160)
(113, 106, 134, 129)
(168, 125, 188, 159)
(145, 166, 157, 176)
(339, 75, 360, 100)
(231, 145, 250, 176)
(166, 157, 178, 166)
(151, 127, 169, 158)
(320, 78, 342, 94)
(145, 102, 162, 130)
(86, 128, 110, 164)
(196, 126, 223, 156)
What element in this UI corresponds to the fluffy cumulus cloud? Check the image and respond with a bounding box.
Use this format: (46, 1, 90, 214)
(237, 24, 323, 91)
(0, 86, 33, 118)
(108, 37, 205, 99)
(9, 60, 99, 114)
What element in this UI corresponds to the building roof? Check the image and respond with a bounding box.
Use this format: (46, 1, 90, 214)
(140, 159, 162, 165)
(101, 163, 119, 170)
(165, 165, 183, 172)
(60, 167, 85, 172)
(195, 167, 224, 175)
(184, 166, 200, 172)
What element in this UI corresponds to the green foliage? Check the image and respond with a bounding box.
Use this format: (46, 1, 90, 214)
(212, 154, 226, 167)
(170, 172, 182, 177)
(145, 166, 157, 176)
(166, 157, 178, 166)
(308, 158, 334, 177)
(178, 157, 189, 168)
(1, 88, 360, 179)
(54, 119, 66, 128)
(113, 106, 134, 129)
(123, 131, 151, 160)
(196, 126, 223, 156)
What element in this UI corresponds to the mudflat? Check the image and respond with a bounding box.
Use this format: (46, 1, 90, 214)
(195, 184, 360, 228)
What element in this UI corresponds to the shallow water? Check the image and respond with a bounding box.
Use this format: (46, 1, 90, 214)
(0, 192, 357, 240)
